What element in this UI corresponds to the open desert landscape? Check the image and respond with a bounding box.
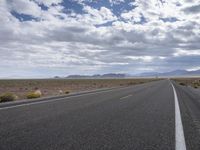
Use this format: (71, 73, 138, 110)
(173, 78, 200, 88)
(0, 78, 159, 101)
(1, 0, 200, 149)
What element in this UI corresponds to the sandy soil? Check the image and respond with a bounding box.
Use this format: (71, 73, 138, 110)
(172, 78, 200, 88)
(0, 78, 158, 100)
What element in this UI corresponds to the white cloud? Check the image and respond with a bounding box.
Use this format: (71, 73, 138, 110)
(187, 66, 200, 71)
(121, 0, 200, 23)
(82, 6, 117, 25)
(0, 0, 200, 77)
(109, 0, 125, 5)
(8, 0, 42, 17)
(173, 49, 200, 57)
(35, 0, 63, 7)
(126, 56, 154, 62)
(126, 56, 166, 62)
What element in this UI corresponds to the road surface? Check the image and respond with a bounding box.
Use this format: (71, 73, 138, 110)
(0, 80, 200, 150)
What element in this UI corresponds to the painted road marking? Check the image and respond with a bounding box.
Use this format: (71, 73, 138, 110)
(171, 83, 187, 150)
(120, 95, 132, 100)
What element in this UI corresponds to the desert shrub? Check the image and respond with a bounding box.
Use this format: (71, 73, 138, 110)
(65, 91, 70, 94)
(179, 82, 186, 86)
(128, 82, 134, 85)
(27, 90, 42, 99)
(192, 83, 199, 88)
(59, 90, 63, 94)
(194, 82, 200, 86)
(0, 93, 17, 102)
(192, 82, 199, 88)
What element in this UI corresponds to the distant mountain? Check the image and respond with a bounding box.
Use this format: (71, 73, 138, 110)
(158, 70, 189, 76)
(139, 72, 159, 77)
(65, 73, 127, 79)
(54, 69, 200, 79)
(187, 70, 200, 75)
(101, 73, 126, 78)
(66, 75, 91, 79)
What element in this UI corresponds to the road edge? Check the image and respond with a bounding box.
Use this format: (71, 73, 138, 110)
(171, 81, 187, 150)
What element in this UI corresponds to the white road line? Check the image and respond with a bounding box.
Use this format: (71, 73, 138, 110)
(120, 95, 132, 100)
(171, 83, 187, 150)
(0, 88, 124, 111)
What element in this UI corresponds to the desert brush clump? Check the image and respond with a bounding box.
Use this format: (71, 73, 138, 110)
(65, 91, 70, 94)
(0, 93, 17, 102)
(192, 83, 199, 89)
(191, 80, 200, 89)
(179, 82, 186, 86)
(26, 90, 42, 99)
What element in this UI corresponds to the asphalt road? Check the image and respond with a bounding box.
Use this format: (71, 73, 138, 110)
(0, 80, 200, 150)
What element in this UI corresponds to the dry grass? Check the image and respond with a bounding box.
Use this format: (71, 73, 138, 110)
(0, 93, 17, 102)
(26, 90, 42, 99)
(172, 78, 200, 89)
(0, 78, 159, 101)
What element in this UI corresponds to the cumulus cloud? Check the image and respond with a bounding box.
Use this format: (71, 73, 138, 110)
(0, 0, 200, 77)
(82, 6, 117, 25)
(183, 4, 200, 14)
(173, 49, 200, 57)
(7, 0, 42, 17)
(35, 0, 63, 7)
(109, 0, 125, 5)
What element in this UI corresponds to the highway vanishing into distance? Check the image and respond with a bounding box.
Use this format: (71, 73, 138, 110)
(0, 80, 200, 150)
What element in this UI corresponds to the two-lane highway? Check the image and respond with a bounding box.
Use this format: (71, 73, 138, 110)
(0, 80, 200, 150)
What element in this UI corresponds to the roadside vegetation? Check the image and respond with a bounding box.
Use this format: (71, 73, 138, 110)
(65, 91, 70, 94)
(179, 82, 186, 86)
(0, 93, 17, 102)
(173, 78, 200, 89)
(26, 90, 42, 99)
(0, 78, 159, 102)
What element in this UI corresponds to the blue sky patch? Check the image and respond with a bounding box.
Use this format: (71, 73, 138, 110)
(11, 11, 38, 22)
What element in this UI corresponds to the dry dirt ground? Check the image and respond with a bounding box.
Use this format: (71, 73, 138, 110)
(172, 77, 200, 88)
(0, 78, 159, 100)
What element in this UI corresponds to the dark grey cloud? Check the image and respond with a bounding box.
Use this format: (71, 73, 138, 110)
(183, 4, 200, 14)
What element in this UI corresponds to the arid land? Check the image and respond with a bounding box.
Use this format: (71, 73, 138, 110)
(0, 78, 159, 100)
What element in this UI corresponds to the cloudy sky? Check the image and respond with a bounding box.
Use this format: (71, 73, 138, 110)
(0, 0, 200, 78)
